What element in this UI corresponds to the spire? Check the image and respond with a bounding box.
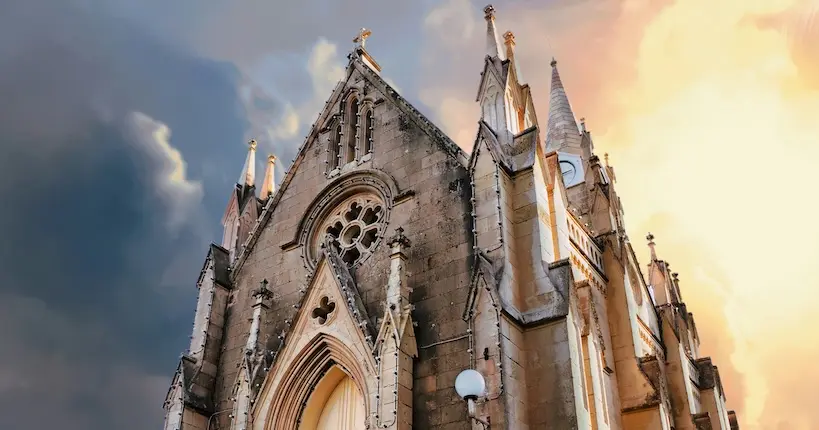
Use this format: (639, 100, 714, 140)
(240, 139, 257, 187)
(246, 279, 273, 352)
(483, 5, 504, 60)
(646, 232, 658, 261)
(503, 30, 515, 60)
(545, 59, 583, 153)
(503, 31, 522, 82)
(386, 227, 412, 311)
(260, 154, 276, 199)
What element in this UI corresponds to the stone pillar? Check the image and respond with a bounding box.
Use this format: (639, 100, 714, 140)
(374, 227, 417, 430)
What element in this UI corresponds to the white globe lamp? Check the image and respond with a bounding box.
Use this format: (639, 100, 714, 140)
(455, 369, 490, 427)
(455, 369, 486, 400)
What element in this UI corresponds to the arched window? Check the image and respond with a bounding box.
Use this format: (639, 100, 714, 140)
(300, 366, 366, 430)
(328, 123, 342, 171)
(346, 97, 359, 164)
(482, 92, 498, 130)
(363, 108, 373, 154)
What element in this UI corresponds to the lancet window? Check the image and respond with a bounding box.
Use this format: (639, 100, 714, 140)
(327, 92, 375, 175)
(345, 96, 359, 164)
(328, 122, 342, 171)
(363, 108, 373, 154)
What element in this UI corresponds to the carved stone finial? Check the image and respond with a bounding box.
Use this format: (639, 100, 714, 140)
(503, 30, 515, 45)
(353, 28, 372, 48)
(672, 272, 679, 280)
(252, 279, 274, 300)
(604, 153, 610, 166)
(388, 226, 411, 249)
(248, 139, 258, 150)
(646, 233, 658, 261)
(483, 4, 496, 20)
(550, 57, 558, 67)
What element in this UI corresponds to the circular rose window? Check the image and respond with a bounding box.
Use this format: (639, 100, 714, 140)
(313, 193, 385, 266)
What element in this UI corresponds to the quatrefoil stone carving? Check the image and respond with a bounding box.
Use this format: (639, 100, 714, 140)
(311, 296, 336, 325)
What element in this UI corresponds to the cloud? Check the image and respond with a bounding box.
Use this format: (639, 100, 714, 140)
(4, 1, 813, 429)
(0, 292, 169, 429)
(597, 2, 819, 427)
(125, 111, 204, 232)
(0, 2, 247, 429)
(241, 38, 346, 175)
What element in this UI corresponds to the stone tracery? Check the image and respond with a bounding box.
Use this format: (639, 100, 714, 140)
(315, 193, 385, 266)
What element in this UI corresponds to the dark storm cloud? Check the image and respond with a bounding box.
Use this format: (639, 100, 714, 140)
(0, 1, 249, 429)
(102, 0, 431, 164)
(0, 0, 439, 428)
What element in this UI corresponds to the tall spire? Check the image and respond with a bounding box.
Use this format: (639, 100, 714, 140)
(545, 59, 583, 153)
(260, 154, 276, 199)
(483, 5, 504, 60)
(647, 232, 658, 261)
(503, 31, 522, 82)
(240, 139, 257, 187)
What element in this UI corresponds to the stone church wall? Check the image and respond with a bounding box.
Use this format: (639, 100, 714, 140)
(209, 71, 475, 429)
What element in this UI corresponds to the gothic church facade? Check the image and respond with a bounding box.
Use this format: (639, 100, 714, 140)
(163, 5, 740, 430)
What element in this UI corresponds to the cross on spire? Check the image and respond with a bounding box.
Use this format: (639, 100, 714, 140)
(353, 28, 372, 49)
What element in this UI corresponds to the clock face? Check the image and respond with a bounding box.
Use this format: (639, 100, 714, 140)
(560, 160, 576, 184)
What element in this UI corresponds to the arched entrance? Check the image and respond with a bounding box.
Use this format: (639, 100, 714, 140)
(300, 366, 366, 430)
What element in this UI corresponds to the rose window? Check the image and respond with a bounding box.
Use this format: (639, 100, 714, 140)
(317, 194, 385, 266)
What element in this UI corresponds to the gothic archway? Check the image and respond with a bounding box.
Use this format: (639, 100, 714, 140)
(258, 333, 374, 430)
(301, 366, 366, 430)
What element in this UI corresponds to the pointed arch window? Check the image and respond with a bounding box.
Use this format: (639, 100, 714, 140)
(346, 97, 360, 164)
(328, 123, 342, 171)
(482, 91, 500, 131)
(363, 108, 373, 154)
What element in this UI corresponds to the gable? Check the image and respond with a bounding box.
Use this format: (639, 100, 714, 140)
(251, 253, 378, 426)
(469, 121, 508, 173)
(231, 48, 467, 278)
(475, 56, 506, 102)
(221, 188, 239, 225)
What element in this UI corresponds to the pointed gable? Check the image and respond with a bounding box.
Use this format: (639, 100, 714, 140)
(250, 245, 379, 428)
(231, 47, 467, 277)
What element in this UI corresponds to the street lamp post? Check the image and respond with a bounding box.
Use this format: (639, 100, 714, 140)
(455, 369, 491, 429)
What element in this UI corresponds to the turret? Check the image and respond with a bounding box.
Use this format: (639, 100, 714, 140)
(475, 5, 538, 142)
(259, 154, 276, 200)
(545, 59, 583, 155)
(483, 5, 504, 60)
(221, 140, 260, 262)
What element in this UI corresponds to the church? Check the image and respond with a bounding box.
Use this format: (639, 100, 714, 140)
(163, 5, 740, 429)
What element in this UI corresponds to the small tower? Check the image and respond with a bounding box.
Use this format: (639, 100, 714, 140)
(483, 5, 504, 60)
(221, 140, 259, 262)
(259, 154, 277, 200)
(545, 59, 583, 155)
(475, 5, 537, 143)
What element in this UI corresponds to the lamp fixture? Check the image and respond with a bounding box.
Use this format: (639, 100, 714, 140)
(455, 369, 491, 428)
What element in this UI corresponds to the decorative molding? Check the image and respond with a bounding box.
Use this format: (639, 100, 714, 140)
(280, 170, 402, 271)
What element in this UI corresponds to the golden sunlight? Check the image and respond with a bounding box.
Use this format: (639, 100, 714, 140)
(420, 0, 818, 427)
(599, 0, 819, 428)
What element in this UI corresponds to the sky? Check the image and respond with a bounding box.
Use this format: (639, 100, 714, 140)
(0, 0, 815, 429)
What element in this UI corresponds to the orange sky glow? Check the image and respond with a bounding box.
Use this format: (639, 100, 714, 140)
(420, 0, 819, 428)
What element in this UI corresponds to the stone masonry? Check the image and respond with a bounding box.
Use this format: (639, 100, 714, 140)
(162, 5, 741, 430)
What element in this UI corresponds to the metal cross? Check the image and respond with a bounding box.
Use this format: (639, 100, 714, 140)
(353, 28, 372, 48)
